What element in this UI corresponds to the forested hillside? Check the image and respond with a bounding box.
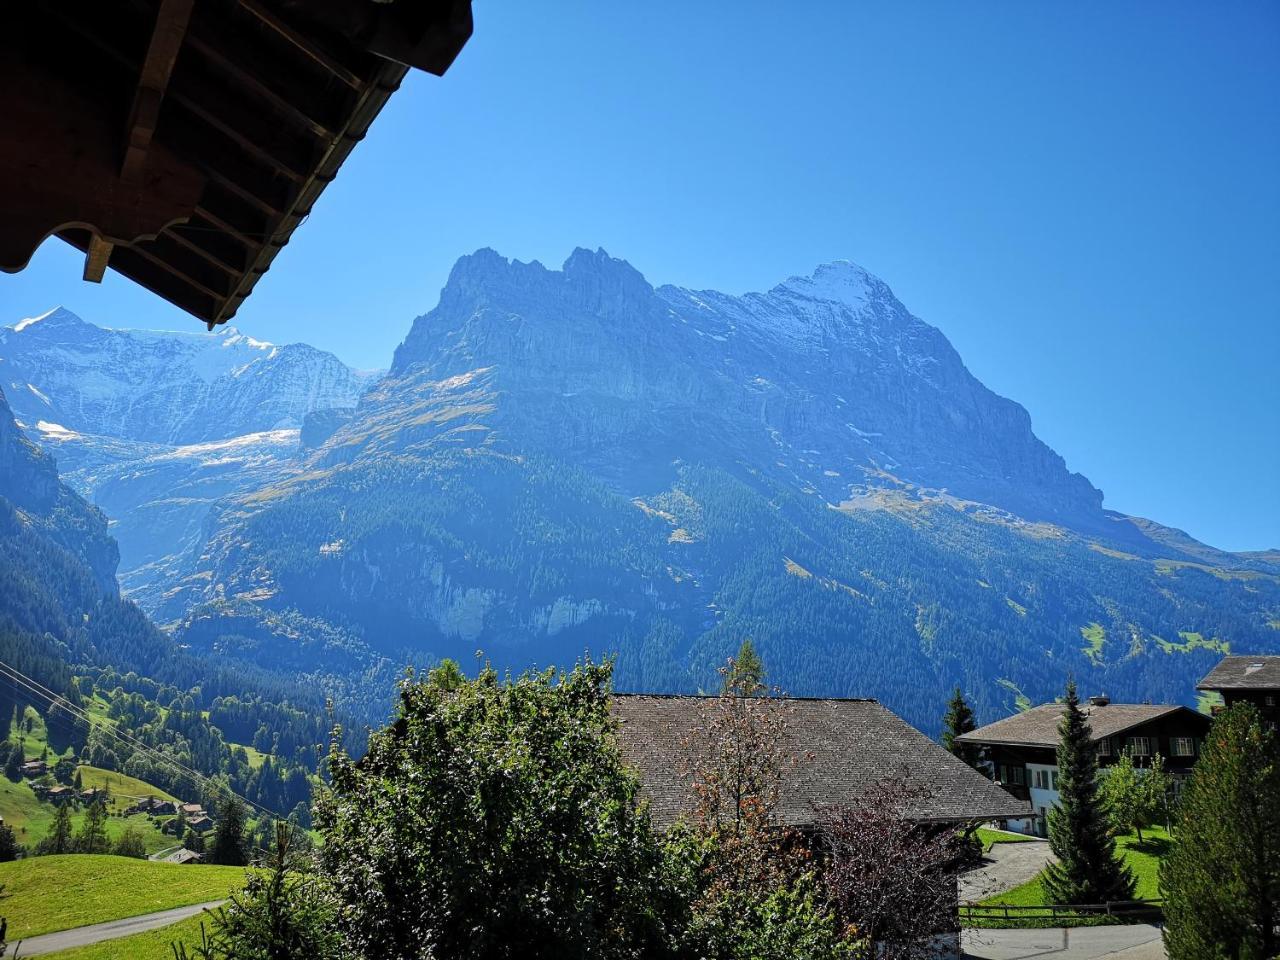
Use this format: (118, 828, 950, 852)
(0, 386, 343, 849)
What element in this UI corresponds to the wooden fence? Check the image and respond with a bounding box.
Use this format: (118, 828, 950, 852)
(960, 899, 1164, 926)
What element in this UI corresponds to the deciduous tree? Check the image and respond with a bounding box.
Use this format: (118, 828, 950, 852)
(821, 780, 964, 960)
(315, 658, 687, 960)
(1099, 749, 1169, 843)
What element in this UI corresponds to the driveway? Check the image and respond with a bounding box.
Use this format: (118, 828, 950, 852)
(962, 925, 1165, 960)
(4, 901, 225, 957)
(960, 839, 1056, 902)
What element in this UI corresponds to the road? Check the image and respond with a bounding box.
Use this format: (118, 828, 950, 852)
(963, 924, 1166, 960)
(4, 900, 225, 957)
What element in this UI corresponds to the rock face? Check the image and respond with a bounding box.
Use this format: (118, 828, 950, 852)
(0, 385, 118, 595)
(153, 249, 1279, 731)
(0, 308, 380, 605)
(388, 248, 1103, 525)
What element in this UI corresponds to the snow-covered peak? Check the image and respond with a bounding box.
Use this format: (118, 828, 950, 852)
(3, 308, 376, 445)
(773, 260, 876, 306)
(12, 306, 83, 333)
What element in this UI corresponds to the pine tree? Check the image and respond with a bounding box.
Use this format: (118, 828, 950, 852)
(73, 768, 82, 791)
(1042, 680, 1135, 905)
(723, 639, 766, 696)
(0, 823, 20, 862)
(940, 687, 977, 766)
(38, 802, 74, 855)
(75, 799, 110, 854)
(1162, 703, 1280, 960)
(208, 797, 249, 866)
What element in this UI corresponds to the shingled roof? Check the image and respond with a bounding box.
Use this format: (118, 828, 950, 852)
(956, 702, 1203, 749)
(1197, 656, 1280, 691)
(612, 695, 1029, 828)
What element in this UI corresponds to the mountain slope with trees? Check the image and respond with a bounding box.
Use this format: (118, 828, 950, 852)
(137, 250, 1278, 731)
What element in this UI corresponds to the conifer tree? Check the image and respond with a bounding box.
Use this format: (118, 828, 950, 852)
(208, 797, 249, 866)
(723, 639, 766, 696)
(1162, 703, 1280, 960)
(1042, 681, 1135, 905)
(940, 687, 977, 767)
(75, 799, 110, 854)
(38, 802, 74, 855)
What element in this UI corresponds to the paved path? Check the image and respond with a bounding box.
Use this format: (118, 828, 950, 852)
(962, 925, 1165, 960)
(960, 839, 1057, 902)
(5, 900, 225, 957)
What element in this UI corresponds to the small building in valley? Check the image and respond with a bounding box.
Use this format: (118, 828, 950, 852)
(612, 695, 1030, 829)
(163, 848, 204, 865)
(19, 760, 46, 778)
(956, 696, 1211, 836)
(186, 815, 215, 833)
(1197, 656, 1280, 726)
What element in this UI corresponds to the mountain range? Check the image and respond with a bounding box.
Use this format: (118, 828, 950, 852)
(0, 308, 378, 602)
(4, 251, 1277, 731)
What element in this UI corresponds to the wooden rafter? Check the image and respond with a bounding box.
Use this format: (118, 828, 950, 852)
(83, 235, 114, 282)
(236, 0, 365, 90)
(121, 0, 195, 182)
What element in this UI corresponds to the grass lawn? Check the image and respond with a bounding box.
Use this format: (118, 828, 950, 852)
(974, 827, 1039, 851)
(0, 854, 248, 939)
(973, 826, 1170, 927)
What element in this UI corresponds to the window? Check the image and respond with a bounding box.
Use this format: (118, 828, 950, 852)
(1050, 770, 1059, 790)
(1267, 696, 1276, 707)
(1010, 766, 1025, 786)
(1128, 736, 1151, 756)
(1171, 737, 1195, 757)
(1095, 738, 1111, 756)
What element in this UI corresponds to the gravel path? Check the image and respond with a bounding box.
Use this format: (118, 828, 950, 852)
(4, 900, 224, 957)
(960, 839, 1057, 902)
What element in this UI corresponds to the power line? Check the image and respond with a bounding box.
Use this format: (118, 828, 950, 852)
(0, 658, 284, 822)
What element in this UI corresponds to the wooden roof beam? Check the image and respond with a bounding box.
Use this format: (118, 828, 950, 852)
(236, 0, 365, 91)
(121, 0, 195, 183)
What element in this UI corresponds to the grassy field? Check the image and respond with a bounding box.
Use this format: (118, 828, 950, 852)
(0, 777, 177, 855)
(76, 765, 179, 813)
(973, 826, 1170, 927)
(974, 826, 1039, 851)
(0, 854, 248, 939)
(37, 913, 212, 960)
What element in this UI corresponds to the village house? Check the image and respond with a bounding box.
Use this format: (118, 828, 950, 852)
(19, 760, 46, 778)
(79, 787, 107, 804)
(44, 784, 75, 805)
(163, 848, 204, 865)
(185, 815, 215, 833)
(1197, 655, 1280, 726)
(179, 803, 206, 818)
(612, 695, 1029, 829)
(956, 695, 1211, 836)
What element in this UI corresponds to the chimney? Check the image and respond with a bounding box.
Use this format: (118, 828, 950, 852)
(1088, 694, 1110, 707)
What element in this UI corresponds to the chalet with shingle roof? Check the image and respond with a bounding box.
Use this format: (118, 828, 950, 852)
(612, 695, 1029, 830)
(1197, 656, 1280, 725)
(957, 695, 1211, 835)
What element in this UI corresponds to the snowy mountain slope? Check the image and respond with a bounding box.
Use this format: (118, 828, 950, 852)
(0, 308, 382, 604)
(0, 307, 379, 445)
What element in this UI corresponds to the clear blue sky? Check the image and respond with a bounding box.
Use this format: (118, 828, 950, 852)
(2, 1, 1278, 551)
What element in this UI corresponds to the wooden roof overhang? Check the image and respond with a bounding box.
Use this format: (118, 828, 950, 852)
(1, 0, 472, 328)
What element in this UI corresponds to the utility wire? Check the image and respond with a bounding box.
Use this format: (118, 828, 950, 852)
(0, 658, 284, 822)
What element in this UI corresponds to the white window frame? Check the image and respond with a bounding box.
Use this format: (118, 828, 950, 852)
(1128, 736, 1151, 756)
(1171, 737, 1195, 757)
(1095, 738, 1111, 756)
